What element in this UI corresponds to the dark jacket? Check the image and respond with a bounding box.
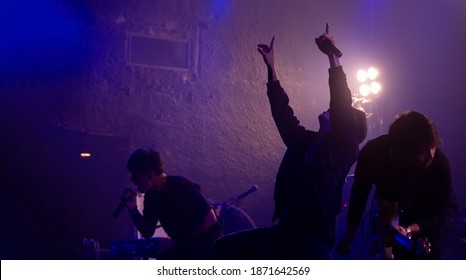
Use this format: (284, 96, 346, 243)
(267, 66, 366, 243)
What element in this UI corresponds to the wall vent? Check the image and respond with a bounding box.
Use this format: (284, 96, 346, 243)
(126, 33, 190, 71)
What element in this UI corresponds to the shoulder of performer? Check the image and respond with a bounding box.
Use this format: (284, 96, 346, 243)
(167, 175, 201, 191)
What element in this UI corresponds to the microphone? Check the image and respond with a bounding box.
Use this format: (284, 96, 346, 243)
(330, 45, 343, 58)
(112, 197, 130, 218)
(235, 185, 258, 201)
(315, 35, 343, 58)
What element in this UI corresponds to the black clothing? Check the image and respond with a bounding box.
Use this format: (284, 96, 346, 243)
(214, 225, 332, 260)
(134, 175, 222, 259)
(215, 66, 364, 259)
(347, 134, 458, 259)
(158, 222, 223, 260)
(142, 176, 212, 242)
(269, 66, 362, 245)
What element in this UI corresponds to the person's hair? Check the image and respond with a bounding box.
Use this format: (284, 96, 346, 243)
(127, 148, 164, 175)
(388, 110, 441, 152)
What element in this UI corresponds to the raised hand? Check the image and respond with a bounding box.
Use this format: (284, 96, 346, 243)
(257, 36, 275, 69)
(315, 23, 341, 57)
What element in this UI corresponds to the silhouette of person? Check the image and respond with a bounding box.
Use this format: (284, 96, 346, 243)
(337, 111, 458, 259)
(120, 148, 223, 259)
(215, 24, 367, 259)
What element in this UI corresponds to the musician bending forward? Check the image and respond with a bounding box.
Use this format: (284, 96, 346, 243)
(120, 148, 223, 259)
(337, 111, 459, 259)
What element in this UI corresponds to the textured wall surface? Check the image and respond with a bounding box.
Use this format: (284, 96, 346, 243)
(1, 0, 465, 259)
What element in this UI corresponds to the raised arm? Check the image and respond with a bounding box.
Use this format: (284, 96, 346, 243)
(258, 36, 315, 147)
(315, 24, 366, 153)
(257, 36, 277, 82)
(315, 23, 352, 110)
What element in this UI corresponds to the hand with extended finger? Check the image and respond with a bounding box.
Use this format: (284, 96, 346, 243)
(315, 23, 342, 57)
(257, 35, 275, 69)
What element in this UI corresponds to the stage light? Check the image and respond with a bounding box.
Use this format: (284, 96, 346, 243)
(356, 67, 381, 97)
(357, 70, 368, 83)
(359, 84, 370, 97)
(354, 66, 381, 118)
(367, 67, 378, 80)
(370, 81, 381, 94)
(80, 152, 91, 158)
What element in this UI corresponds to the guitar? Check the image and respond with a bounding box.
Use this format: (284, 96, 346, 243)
(377, 199, 431, 259)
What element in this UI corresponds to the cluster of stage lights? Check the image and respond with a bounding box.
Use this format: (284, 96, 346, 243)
(357, 67, 381, 97)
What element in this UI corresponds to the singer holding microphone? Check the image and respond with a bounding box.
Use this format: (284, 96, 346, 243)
(115, 148, 223, 259)
(215, 24, 367, 259)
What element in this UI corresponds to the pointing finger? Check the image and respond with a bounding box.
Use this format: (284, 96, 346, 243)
(270, 35, 275, 49)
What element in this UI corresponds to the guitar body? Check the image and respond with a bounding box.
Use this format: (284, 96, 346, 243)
(377, 198, 431, 259)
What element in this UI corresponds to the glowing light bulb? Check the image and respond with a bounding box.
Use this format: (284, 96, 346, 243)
(359, 84, 370, 97)
(370, 81, 381, 94)
(367, 67, 378, 80)
(357, 70, 368, 83)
